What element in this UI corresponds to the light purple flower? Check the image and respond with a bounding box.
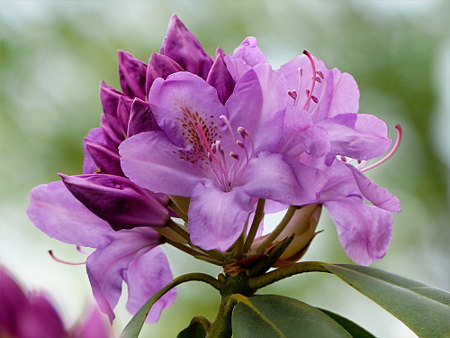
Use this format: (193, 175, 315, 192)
(223, 38, 401, 265)
(120, 70, 321, 251)
(0, 266, 112, 338)
(27, 181, 176, 323)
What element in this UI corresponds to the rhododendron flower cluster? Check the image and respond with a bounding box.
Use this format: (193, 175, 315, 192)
(27, 15, 401, 324)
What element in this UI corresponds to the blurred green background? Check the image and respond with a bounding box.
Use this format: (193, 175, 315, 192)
(1, 1, 449, 337)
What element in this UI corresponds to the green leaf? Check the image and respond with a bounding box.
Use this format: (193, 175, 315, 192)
(177, 321, 206, 338)
(324, 264, 450, 338)
(231, 294, 353, 338)
(119, 273, 220, 338)
(317, 308, 375, 338)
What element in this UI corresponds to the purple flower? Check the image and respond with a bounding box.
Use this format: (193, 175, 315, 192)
(119, 69, 321, 251)
(0, 266, 112, 338)
(27, 181, 176, 323)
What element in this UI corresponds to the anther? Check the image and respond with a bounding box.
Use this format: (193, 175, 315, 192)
(237, 127, 247, 138)
(311, 95, 319, 104)
(230, 151, 240, 160)
(288, 90, 298, 100)
(236, 140, 245, 149)
(317, 70, 324, 79)
(49, 250, 86, 265)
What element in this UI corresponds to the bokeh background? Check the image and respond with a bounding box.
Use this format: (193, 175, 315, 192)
(1, 1, 449, 337)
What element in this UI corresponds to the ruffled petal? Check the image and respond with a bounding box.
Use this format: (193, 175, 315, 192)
(120, 131, 206, 196)
(280, 106, 330, 156)
(148, 72, 227, 147)
(325, 199, 393, 265)
(345, 163, 401, 212)
(160, 15, 213, 79)
(226, 68, 284, 152)
(86, 228, 161, 322)
(125, 247, 176, 323)
(318, 113, 392, 160)
(243, 152, 310, 205)
(27, 181, 113, 248)
(225, 37, 267, 81)
(188, 183, 252, 251)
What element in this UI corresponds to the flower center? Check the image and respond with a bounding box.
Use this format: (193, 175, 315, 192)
(194, 116, 255, 192)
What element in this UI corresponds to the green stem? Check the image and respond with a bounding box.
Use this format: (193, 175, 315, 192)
(165, 239, 224, 265)
(243, 199, 266, 253)
(168, 201, 188, 222)
(255, 205, 298, 254)
(207, 294, 238, 338)
(167, 219, 190, 240)
(248, 261, 329, 290)
(120, 273, 222, 338)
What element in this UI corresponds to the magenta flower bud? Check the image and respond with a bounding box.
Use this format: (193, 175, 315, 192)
(145, 53, 184, 95)
(59, 173, 170, 231)
(118, 50, 147, 100)
(160, 15, 213, 79)
(84, 138, 123, 176)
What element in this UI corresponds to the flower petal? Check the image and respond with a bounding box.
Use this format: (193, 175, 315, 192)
(84, 139, 123, 176)
(83, 128, 105, 174)
(120, 131, 205, 196)
(206, 49, 235, 104)
(60, 174, 170, 230)
(27, 181, 113, 248)
(325, 199, 393, 265)
(345, 163, 401, 212)
(20, 293, 66, 338)
(127, 98, 161, 138)
(243, 152, 308, 205)
(125, 247, 176, 323)
(160, 15, 213, 79)
(318, 113, 392, 160)
(70, 305, 111, 338)
(328, 68, 359, 117)
(118, 50, 147, 100)
(86, 228, 161, 322)
(225, 37, 267, 81)
(0, 267, 28, 337)
(145, 53, 183, 96)
(148, 72, 227, 147)
(188, 183, 252, 251)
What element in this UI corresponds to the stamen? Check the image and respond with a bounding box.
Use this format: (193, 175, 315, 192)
(76, 246, 91, 255)
(361, 124, 403, 172)
(219, 115, 235, 141)
(49, 250, 86, 265)
(288, 90, 297, 100)
(294, 68, 303, 106)
(302, 50, 317, 111)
